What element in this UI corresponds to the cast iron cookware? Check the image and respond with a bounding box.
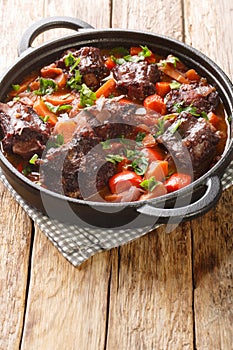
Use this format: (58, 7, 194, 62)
(0, 17, 232, 229)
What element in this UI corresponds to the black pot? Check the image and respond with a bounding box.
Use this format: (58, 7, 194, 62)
(0, 16, 232, 229)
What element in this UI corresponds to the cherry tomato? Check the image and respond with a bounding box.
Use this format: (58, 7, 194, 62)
(165, 173, 192, 192)
(109, 171, 142, 194)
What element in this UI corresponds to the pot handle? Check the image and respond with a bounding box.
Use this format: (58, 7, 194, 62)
(18, 16, 94, 55)
(137, 175, 222, 224)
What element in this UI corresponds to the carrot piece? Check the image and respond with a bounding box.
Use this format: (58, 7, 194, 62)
(160, 63, 189, 84)
(185, 68, 200, 82)
(40, 63, 63, 78)
(105, 57, 116, 70)
(155, 81, 171, 97)
(95, 78, 116, 98)
(143, 94, 167, 115)
(44, 92, 75, 106)
(8, 74, 38, 97)
(119, 98, 134, 104)
(33, 98, 58, 125)
(207, 111, 221, 128)
(54, 73, 68, 88)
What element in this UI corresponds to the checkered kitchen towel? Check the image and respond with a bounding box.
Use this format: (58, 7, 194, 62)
(0, 161, 232, 266)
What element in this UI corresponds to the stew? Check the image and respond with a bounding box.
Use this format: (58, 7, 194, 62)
(0, 45, 229, 202)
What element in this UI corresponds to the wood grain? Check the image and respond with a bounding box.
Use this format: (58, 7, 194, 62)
(21, 226, 112, 350)
(184, 1, 233, 348)
(107, 224, 193, 350)
(0, 183, 32, 350)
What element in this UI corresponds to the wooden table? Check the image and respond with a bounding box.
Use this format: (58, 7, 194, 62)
(0, 1, 232, 349)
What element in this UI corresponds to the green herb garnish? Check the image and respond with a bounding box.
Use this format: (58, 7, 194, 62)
(34, 78, 57, 95)
(101, 140, 112, 150)
(67, 69, 82, 90)
(106, 154, 124, 164)
(140, 176, 158, 192)
(29, 154, 39, 165)
(45, 102, 72, 114)
(46, 134, 65, 150)
(12, 84, 21, 91)
(131, 156, 148, 175)
(79, 83, 96, 107)
(170, 81, 181, 90)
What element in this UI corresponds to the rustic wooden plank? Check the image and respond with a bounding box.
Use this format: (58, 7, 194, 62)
(184, 1, 233, 348)
(191, 188, 233, 350)
(112, 0, 183, 41)
(0, 183, 32, 350)
(21, 226, 112, 350)
(107, 224, 194, 350)
(0, 1, 36, 349)
(106, 1, 194, 349)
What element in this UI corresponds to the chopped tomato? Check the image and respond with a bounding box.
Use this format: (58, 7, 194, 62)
(109, 171, 142, 194)
(105, 57, 116, 70)
(165, 173, 191, 192)
(143, 94, 167, 115)
(155, 81, 171, 97)
(144, 160, 168, 182)
(141, 147, 165, 162)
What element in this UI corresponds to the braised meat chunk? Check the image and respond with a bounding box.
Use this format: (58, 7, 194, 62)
(165, 81, 220, 114)
(58, 46, 109, 90)
(0, 102, 52, 159)
(157, 112, 221, 178)
(113, 61, 160, 101)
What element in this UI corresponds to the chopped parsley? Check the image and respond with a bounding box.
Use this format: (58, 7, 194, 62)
(12, 84, 21, 91)
(135, 131, 146, 146)
(29, 154, 39, 165)
(170, 81, 181, 90)
(44, 102, 72, 114)
(131, 156, 148, 175)
(106, 154, 124, 164)
(101, 140, 112, 150)
(79, 83, 96, 107)
(64, 53, 81, 72)
(140, 176, 159, 192)
(112, 45, 152, 64)
(173, 102, 208, 118)
(34, 78, 57, 95)
(67, 69, 82, 90)
(46, 134, 64, 150)
(39, 115, 50, 123)
(153, 118, 165, 138)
